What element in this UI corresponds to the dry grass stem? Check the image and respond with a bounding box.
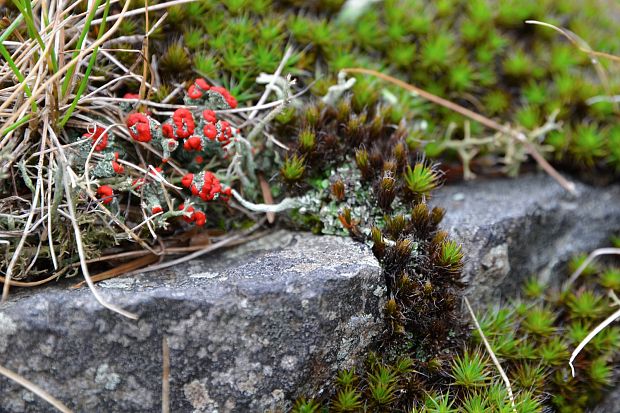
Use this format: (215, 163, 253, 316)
(342, 68, 576, 194)
(525, 20, 619, 113)
(0, 364, 73, 413)
(162, 335, 170, 413)
(259, 174, 275, 224)
(563, 248, 620, 291)
(464, 297, 517, 413)
(569, 307, 620, 377)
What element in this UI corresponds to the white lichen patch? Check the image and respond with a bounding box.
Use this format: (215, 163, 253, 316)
(481, 243, 510, 275)
(289, 262, 322, 273)
(373, 285, 387, 297)
(95, 363, 121, 391)
(184, 380, 218, 412)
(21, 389, 35, 403)
(336, 313, 381, 369)
(99, 277, 136, 289)
(211, 355, 263, 396)
(0, 312, 17, 352)
(280, 355, 297, 371)
(190, 271, 221, 279)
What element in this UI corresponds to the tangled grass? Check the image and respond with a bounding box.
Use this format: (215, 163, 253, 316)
(0, 0, 299, 318)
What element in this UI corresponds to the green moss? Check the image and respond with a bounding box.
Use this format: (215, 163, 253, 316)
(184, 27, 205, 51)
(451, 351, 490, 387)
(522, 305, 557, 335)
(280, 154, 306, 183)
(503, 49, 534, 79)
(193, 52, 219, 78)
(295, 242, 620, 410)
(569, 124, 607, 166)
(159, 42, 191, 76)
(600, 268, 620, 290)
(120, 0, 620, 178)
(421, 31, 456, 69)
(403, 163, 441, 200)
(568, 253, 598, 277)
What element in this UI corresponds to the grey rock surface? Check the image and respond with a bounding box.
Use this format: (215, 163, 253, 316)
(593, 388, 620, 413)
(433, 174, 620, 305)
(0, 231, 383, 412)
(1, 173, 619, 412)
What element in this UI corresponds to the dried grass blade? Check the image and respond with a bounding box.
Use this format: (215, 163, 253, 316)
(0, 364, 73, 413)
(563, 248, 620, 291)
(569, 307, 620, 377)
(464, 297, 517, 413)
(162, 335, 170, 413)
(342, 67, 576, 194)
(62, 168, 138, 319)
(259, 174, 275, 224)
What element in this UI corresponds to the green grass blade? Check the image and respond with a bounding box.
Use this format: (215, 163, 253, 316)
(1, 114, 32, 137)
(0, 44, 37, 112)
(0, 14, 23, 43)
(10, 0, 58, 72)
(0, 12, 37, 111)
(59, 0, 110, 128)
(61, 0, 103, 97)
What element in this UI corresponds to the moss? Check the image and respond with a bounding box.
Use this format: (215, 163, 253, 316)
(159, 41, 191, 77)
(109, 0, 620, 178)
(187, 0, 619, 177)
(295, 253, 620, 411)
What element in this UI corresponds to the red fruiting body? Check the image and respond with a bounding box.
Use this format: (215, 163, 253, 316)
(210, 86, 237, 109)
(203, 123, 217, 140)
(178, 204, 205, 225)
(199, 171, 222, 201)
(193, 210, 207, 226)
(187, 78, 211, 99)
(112, 161, 124, 174)
(132, 178, 144, 190)
(172, 108, 195, 139)
(195, 155, 204, 164)
(97, 185, 114, 204)
(123, 93, 140, 100)
(183, 136, 203, 151)
(226, 96, 237, 109)
(84, 125, 108, 151)
(181, 173, 194, 188)
(162, 123, 174, 139)
(202, 110, 217, 123)
(181, 171, 226, 201)
(187, 86, 202, 99)
(126, 113, 152, 142)
(152, 205, 163, 214)
(220, 187, 232, 202)
(218, 121, 233, 144)
(111, 152, 124, 174)
(148, 167, 163, 178)
(196, 78, 210, 90)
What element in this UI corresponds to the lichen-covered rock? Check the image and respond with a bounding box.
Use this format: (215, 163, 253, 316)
(0, 231, 383, 412)
(433, 173, 620, 305)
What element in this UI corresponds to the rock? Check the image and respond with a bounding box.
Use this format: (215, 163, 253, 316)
(432, 173, 620, 305)
(595, 387, 620, 413)
(0, 231, 383, 412)
(1, 173, 618, 412)
(434, 174, 620, 413)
